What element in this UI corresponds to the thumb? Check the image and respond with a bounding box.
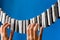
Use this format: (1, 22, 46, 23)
(39, 27, 43, 40)
(9, 30, 14, 40)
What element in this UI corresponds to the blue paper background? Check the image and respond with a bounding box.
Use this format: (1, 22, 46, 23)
(0, 0, 60, 40)
(0, 0, 57, 20)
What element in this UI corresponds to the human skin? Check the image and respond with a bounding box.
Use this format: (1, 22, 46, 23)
(0, 23, 14, 40)
(27, 23, 43, 40)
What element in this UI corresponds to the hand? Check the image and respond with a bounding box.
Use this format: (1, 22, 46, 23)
(27, 23, 43, 40)
(0, 23, 14, 40)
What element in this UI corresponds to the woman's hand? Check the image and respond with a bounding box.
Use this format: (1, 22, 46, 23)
(27, 23, 43, 40)
(0, 22, 14, 40)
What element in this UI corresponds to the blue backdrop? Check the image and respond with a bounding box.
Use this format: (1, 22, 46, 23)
(0, 0, 60, 40)
(0, 0, 57, 20)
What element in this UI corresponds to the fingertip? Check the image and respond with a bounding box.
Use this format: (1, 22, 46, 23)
(27, 24, 31, 33)
(30, 23, 36, 29)
(33, 23, 38, 32)
(11, 30, 14, 34)
(2, 22, 8, 27)
(27, 24, 31, 29)
(4, 23, 10, 29)
(36, 23, 38, 26)
(31, 23, 35, 26)
(40, 26, 43, 29)
(4, 22, 8, 24)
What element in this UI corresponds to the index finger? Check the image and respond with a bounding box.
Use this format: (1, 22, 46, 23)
(3, 23, 10, 29)
(3, 23, 10, 33)
(2, 22, 8, 28)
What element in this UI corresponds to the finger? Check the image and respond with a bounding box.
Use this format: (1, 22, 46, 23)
(30, 23, 35, 39)
(0, 25, 2, 33)
(9, 30, 14, 40)
(27, 23, 35, 40)
(40, 27, 43, 34)
(27, 24, 31, 36)
(2, 22, 8, 28)
(33, 23, 38, 33)
(27, 24, 31, 40)
(39, 27, 43, 40)
(33, 23, 38, 40)
(3, 23, 10, 33)
(3, 23, 10, 29)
